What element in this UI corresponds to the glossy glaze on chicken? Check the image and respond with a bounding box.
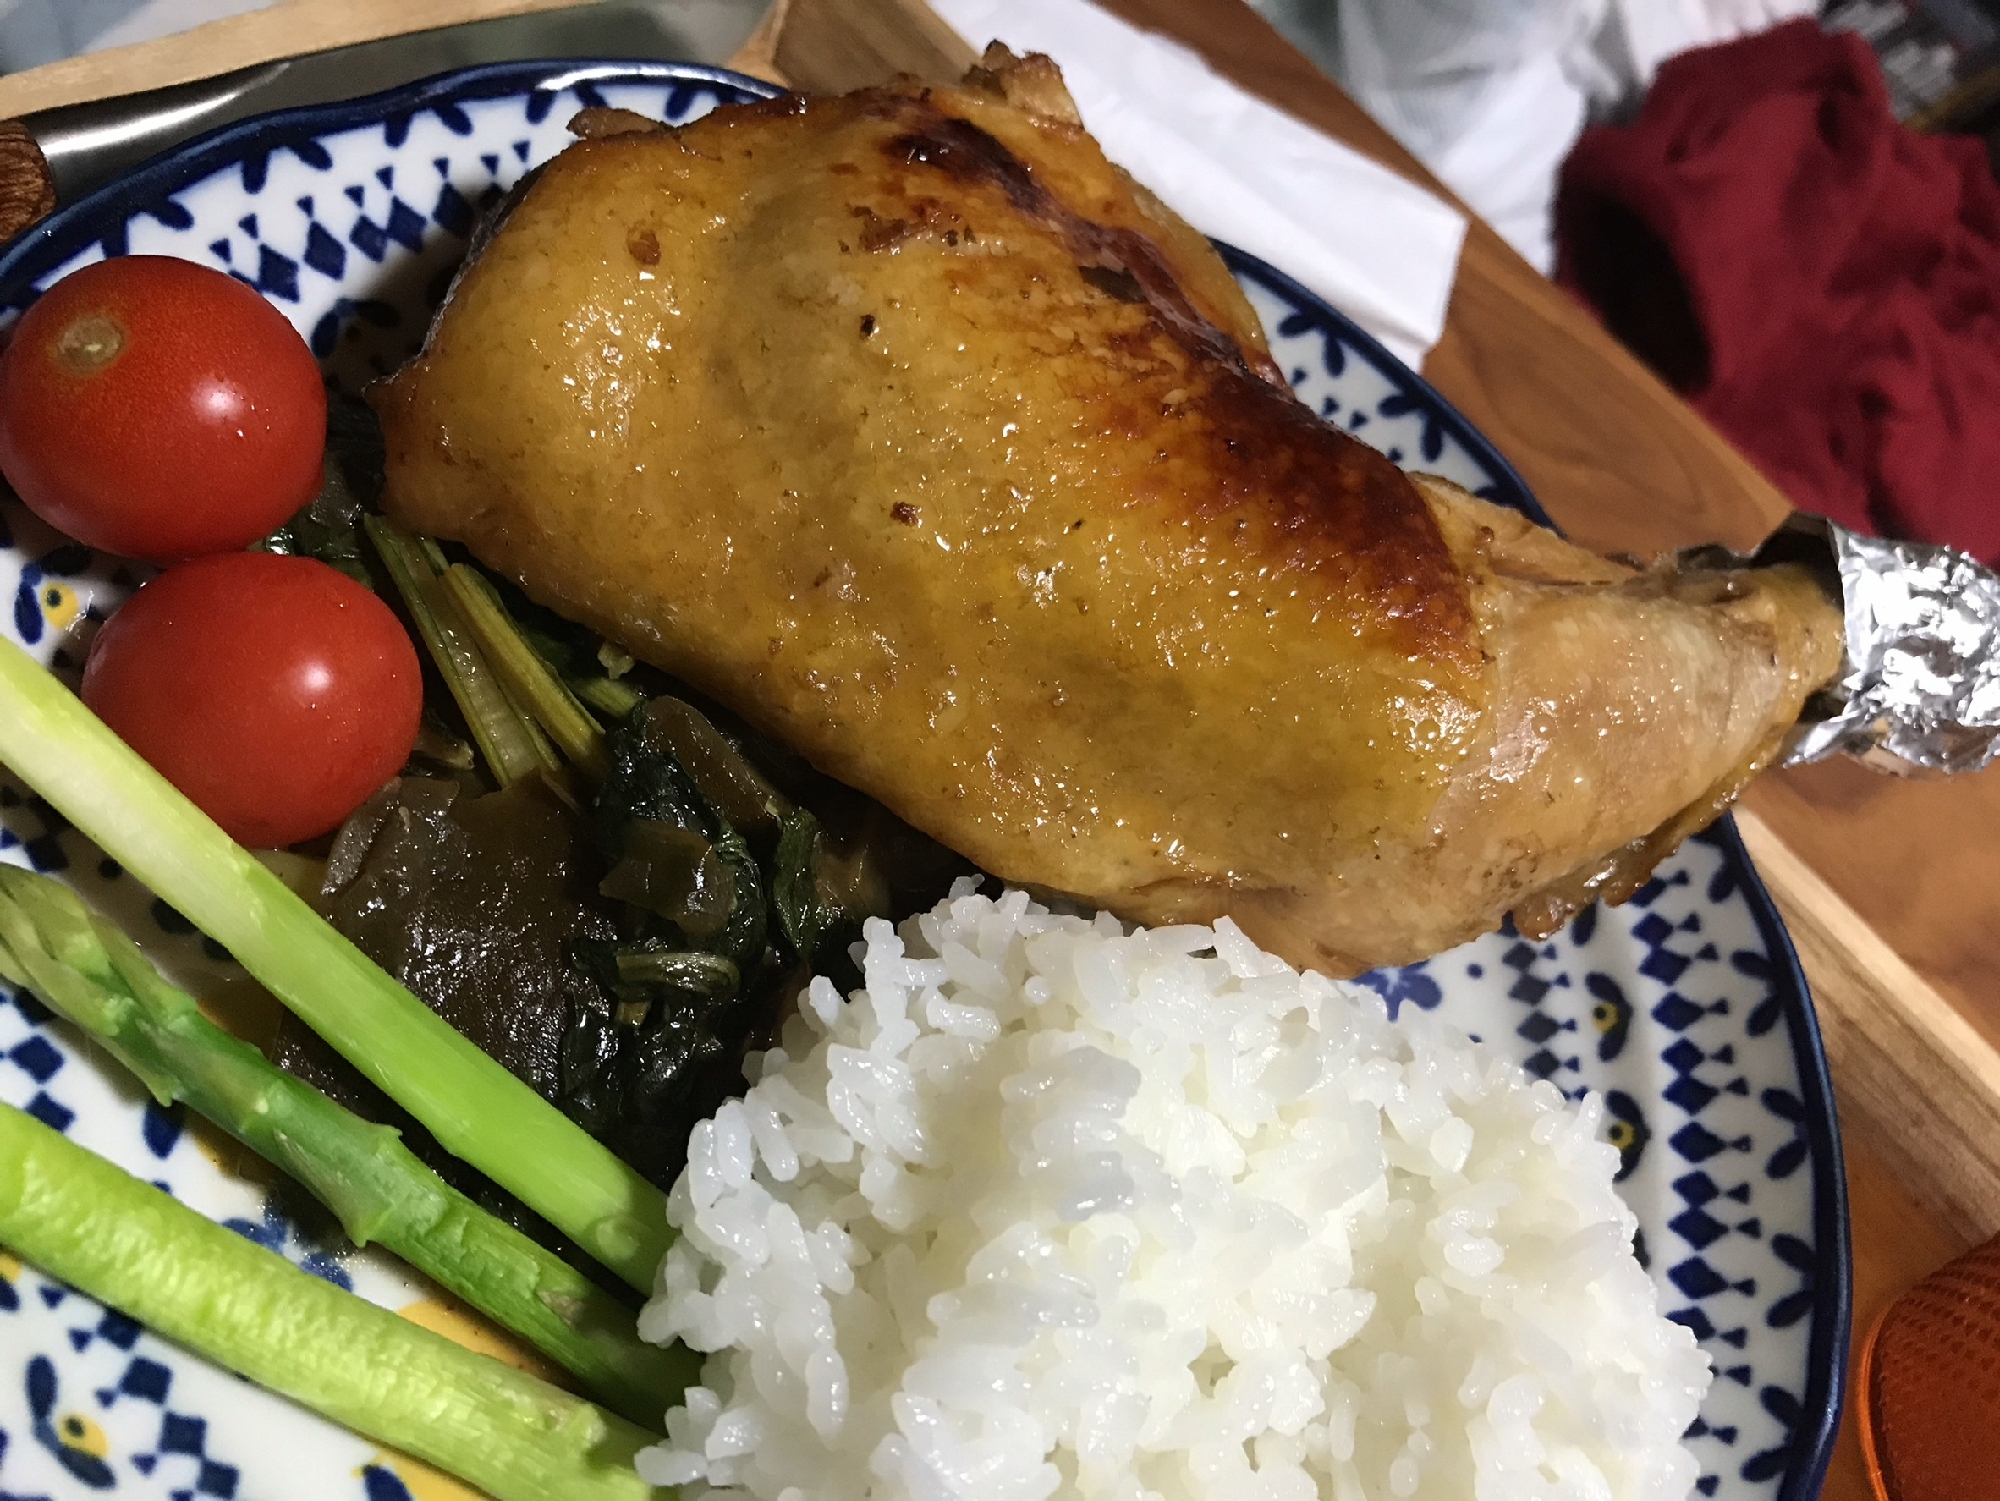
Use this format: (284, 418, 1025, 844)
(374, 51, 1843, 973)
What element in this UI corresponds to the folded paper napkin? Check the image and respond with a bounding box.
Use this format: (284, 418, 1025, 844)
(929, 0, 1468, 369)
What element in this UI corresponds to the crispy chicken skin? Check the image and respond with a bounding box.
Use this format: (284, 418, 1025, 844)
(374, 52, 1844, 974)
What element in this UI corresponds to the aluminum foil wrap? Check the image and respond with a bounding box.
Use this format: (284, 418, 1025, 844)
(1706, 515, 2000, 776)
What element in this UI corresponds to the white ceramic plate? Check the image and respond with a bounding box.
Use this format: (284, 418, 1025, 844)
(0, 61, 1845, 1501)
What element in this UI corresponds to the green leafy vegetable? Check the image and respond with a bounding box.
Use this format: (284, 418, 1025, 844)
(612, 949, 741, 995)
(0, 865, 692, 1427)
(575, 675, 649, 720)
(607, 698, 887, 975)
(596, 703, 769, 980)
(464, 567, 649, 724)
(256, 466, 374, 586)
(559, 932, 772, 1183)
(770, 805, 898, 982)
(532, 702, 803, 1176)
(772, 808, 840, 966)
(444, 563, 609, 779)
(366, 515, 561, 789)
(0, 1101, 667, 1501)
(0, 637, 672, 1289)
(256, 394, 383, 587)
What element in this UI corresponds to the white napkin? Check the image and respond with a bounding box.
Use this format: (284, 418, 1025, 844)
(928, 0, 1468, 368)
(1259, 0, 1816, 270)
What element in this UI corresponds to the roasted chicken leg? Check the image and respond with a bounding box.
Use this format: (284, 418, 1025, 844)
(374, 52, 1844, 974)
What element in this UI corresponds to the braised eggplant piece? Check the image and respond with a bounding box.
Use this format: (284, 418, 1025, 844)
(295, 697, 933, 1196)
(319, 775, 615, 1103)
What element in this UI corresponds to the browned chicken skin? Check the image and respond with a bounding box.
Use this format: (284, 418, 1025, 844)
(374, 52, 1844, 974)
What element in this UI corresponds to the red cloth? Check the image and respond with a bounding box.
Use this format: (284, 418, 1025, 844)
(1554, 20, 2000, 563)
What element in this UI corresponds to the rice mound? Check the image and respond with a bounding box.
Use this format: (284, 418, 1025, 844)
(637, 886, 1711, 1501)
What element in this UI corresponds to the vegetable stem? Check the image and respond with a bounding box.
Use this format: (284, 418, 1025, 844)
(0, 867, 695, 1426)
(0, 1102, 667, 1501)
(0, 636, 672, 1289)
(443, 563, 609, 779)
(365, 515, 559, 788)
(615, 949, 741, 995)
(575, 674, 649, 720)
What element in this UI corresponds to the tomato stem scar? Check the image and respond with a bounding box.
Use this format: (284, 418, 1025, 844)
(54, 314, 125, 376)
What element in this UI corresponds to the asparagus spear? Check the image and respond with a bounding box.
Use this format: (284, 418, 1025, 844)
(0, 1101, 667, 1501)
(0, 866, 695, 1427)
(0, 636, 671, 1289)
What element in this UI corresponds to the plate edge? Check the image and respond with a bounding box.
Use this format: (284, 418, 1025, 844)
(0, 76, 1853, 1499)
(0, 56, 786, 303)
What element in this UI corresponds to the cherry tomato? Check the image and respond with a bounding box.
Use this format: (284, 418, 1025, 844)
(83, 553, 422, 849)
(0, 255, 326, 563)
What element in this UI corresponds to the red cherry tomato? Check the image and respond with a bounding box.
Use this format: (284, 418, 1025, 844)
(83, 553, 422, 849)
(0, 255, 327, 563)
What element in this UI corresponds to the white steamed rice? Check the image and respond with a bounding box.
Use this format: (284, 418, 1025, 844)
(636, 885, 1711, 1501)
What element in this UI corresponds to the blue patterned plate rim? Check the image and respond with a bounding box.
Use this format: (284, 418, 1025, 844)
(1712, 818, 1849, 1501)
(0, 56, 1850, 1499)
(1216, 244, 1553, 530)
(0, 57, 781, 304)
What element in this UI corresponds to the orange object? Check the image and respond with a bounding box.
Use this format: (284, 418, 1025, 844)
(1858, 1233, 2000, 1498)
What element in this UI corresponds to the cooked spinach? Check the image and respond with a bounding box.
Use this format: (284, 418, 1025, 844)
(612, 949, 740, 994)
(546, 702, 800, 1171)
(595, 702, 769, 980)
(244, 400, 972, 1278)
(476, 568, 648, 722)
(286, 504, 962, 1236)
(257, 394, 383, 587)
(555, 938, 759, 1183)
(772, 807, 844, 969)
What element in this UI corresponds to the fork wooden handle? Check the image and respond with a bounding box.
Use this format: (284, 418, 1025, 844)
(0, 120, 54, 242)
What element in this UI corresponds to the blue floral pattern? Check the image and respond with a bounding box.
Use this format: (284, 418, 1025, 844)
(0, 60, 1843, 1501)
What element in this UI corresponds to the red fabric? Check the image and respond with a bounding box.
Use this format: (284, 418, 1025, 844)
(1554, 19, 2000, 563)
